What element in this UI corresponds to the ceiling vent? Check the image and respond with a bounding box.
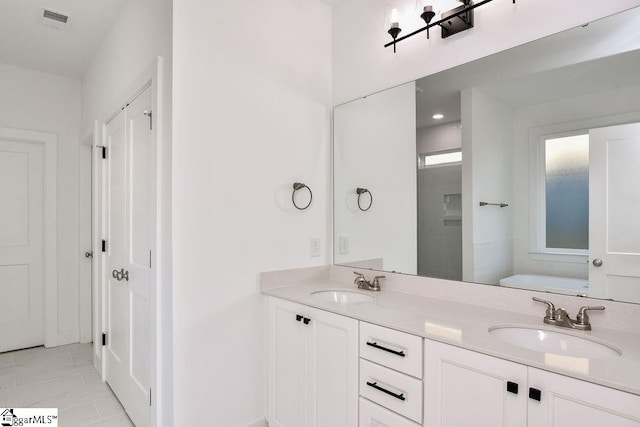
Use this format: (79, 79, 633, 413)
(39, 7, 73, 31)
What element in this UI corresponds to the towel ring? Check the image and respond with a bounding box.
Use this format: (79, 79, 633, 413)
(292, 182, 312, 210)
(356, 187, 373, 211)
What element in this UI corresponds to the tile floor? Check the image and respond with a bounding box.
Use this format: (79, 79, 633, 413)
(0, 343, 134, 426)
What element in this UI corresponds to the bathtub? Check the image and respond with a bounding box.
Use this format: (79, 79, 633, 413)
(499, 274, 589, 296)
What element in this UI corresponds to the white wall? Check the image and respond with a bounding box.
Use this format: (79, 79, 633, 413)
(172, 0, 332, 425)
(462, 88, 513, 284)
(81, 0, 173, 424)
(0, 63, 82, 345)
(332, 0, 640, 105)
(417, 122, 461, 155)
(334, 82, 417, 274)
(512, 82, 640, 280)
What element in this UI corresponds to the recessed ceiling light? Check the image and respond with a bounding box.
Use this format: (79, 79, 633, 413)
(433, 113, 444, 119)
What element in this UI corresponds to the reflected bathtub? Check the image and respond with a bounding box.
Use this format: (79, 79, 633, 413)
(499, 274, 589, 296)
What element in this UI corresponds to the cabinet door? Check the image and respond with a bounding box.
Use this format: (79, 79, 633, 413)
(307, 306, 359, 427)
(528, 367, 640, 426)
(268, 297, 308, 427)
(424, 340, 527, 427)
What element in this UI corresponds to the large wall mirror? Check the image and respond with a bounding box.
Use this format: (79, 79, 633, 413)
(334, 6, 640, 304)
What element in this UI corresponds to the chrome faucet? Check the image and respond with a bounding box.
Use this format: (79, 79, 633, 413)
(533, 297, 605, 331)
(353, 271, 385, 292)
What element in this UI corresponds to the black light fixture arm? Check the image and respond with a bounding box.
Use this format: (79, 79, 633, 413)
(384, 0, 515, 49)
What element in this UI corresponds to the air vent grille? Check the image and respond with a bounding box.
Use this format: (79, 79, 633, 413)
(39, 7, 72, 31)
(43, 9, 68, 23)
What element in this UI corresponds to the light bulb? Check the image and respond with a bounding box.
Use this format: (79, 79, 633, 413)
(390, 8, 400, 27)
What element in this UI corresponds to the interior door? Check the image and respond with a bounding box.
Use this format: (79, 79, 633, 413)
(589, 123, 640, 303)
(0, 139, 44, 352)
(104, 85, 154, 427)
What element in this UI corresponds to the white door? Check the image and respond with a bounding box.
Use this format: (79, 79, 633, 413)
(424, 340, 527, 427)
(268, 297, 308, 427)
(307, 306, 358, 427)
(0, 139, 44, 353)
(528, 367, 640, 426)
(104, 86, 154, 427)
(589, 123, 640, 302)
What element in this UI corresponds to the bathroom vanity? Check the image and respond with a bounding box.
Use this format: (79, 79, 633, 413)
(263, 271, 640, 427)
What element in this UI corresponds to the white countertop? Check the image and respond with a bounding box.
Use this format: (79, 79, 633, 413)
(263, 280, 640, 396)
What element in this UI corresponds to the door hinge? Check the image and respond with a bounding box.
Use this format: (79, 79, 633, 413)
(102, 333, 107, 346)
(144, 110, 153, 130)
(149, 388, 152, 406)
(101, 239, 107, 252)
(149, 250, 152, 268)
(101, 146, 107, 159)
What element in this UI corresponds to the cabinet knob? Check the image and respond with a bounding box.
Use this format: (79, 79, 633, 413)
(506, 381, 519, 394)
(529, 387, 542, 401)
(303, 317, 311, 325)
(296, 314, 303, 322)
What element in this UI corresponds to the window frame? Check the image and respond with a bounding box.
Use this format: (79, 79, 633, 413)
(530, 129, 589, 262)
(417, 148, 462, 169)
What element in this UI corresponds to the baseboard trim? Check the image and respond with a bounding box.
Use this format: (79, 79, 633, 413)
(245, 419, 267, 427)
(93, 351, 102, 376)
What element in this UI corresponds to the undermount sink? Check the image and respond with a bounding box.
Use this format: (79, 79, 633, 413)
(311, 290, 374, 303)
(489, 326, 622, 359)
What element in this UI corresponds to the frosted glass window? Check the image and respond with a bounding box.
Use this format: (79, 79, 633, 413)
(418, 150, 462, 168)
(544, 134, 589, 250)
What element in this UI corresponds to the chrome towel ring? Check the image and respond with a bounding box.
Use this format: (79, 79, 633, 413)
(356, 187, 373, 211)
(292, 182, 313, 210)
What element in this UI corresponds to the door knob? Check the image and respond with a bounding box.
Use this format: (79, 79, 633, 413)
(111, 268, 130, 282)
(85, 251, 93, 258)
(592, 259, 603, 267)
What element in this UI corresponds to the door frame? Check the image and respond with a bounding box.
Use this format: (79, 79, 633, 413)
(79, 139, 93, 344)
(527, 110, 640, 264)
(92, 57, 163, 426)
(0, 126, 58, 348)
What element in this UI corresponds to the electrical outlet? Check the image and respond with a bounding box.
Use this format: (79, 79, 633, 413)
(339, 236, 349, 254)
(310, 238, 321, 257)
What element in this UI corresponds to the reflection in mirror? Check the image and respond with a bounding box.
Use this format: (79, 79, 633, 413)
(334, 6, 640, 304)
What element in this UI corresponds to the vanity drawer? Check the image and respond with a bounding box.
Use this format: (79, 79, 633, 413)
(359, 397, 421, 427)
(360, 322, 423, 378)
(360, 359, 423, 424)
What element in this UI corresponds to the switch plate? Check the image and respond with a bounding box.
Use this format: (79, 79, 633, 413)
(339, 236, 349, 254)
(310, 238, 321, 257)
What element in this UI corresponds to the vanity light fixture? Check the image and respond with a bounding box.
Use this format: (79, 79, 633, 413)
(388, 8, 402, 53)
(386, 0, 516, 51)
(432, 113, 444, 119)
(420, 4, 436, 39)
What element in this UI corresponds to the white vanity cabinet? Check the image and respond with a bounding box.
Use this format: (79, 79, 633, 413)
(425, 340, 640, 427)
(267, 297, 358, 427)
(424, 339, 528, 427)
(528, 367, 640, 426)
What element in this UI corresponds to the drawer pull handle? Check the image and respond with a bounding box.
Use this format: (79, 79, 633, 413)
(366, 341, 406, 357)
(366, 381, 406, 401)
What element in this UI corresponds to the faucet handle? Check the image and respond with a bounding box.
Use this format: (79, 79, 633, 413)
(576, 306, 605, 326)
(532, 297, 557, 320)
(372, 275, 386, 286)
(354, 271, 365, 278)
